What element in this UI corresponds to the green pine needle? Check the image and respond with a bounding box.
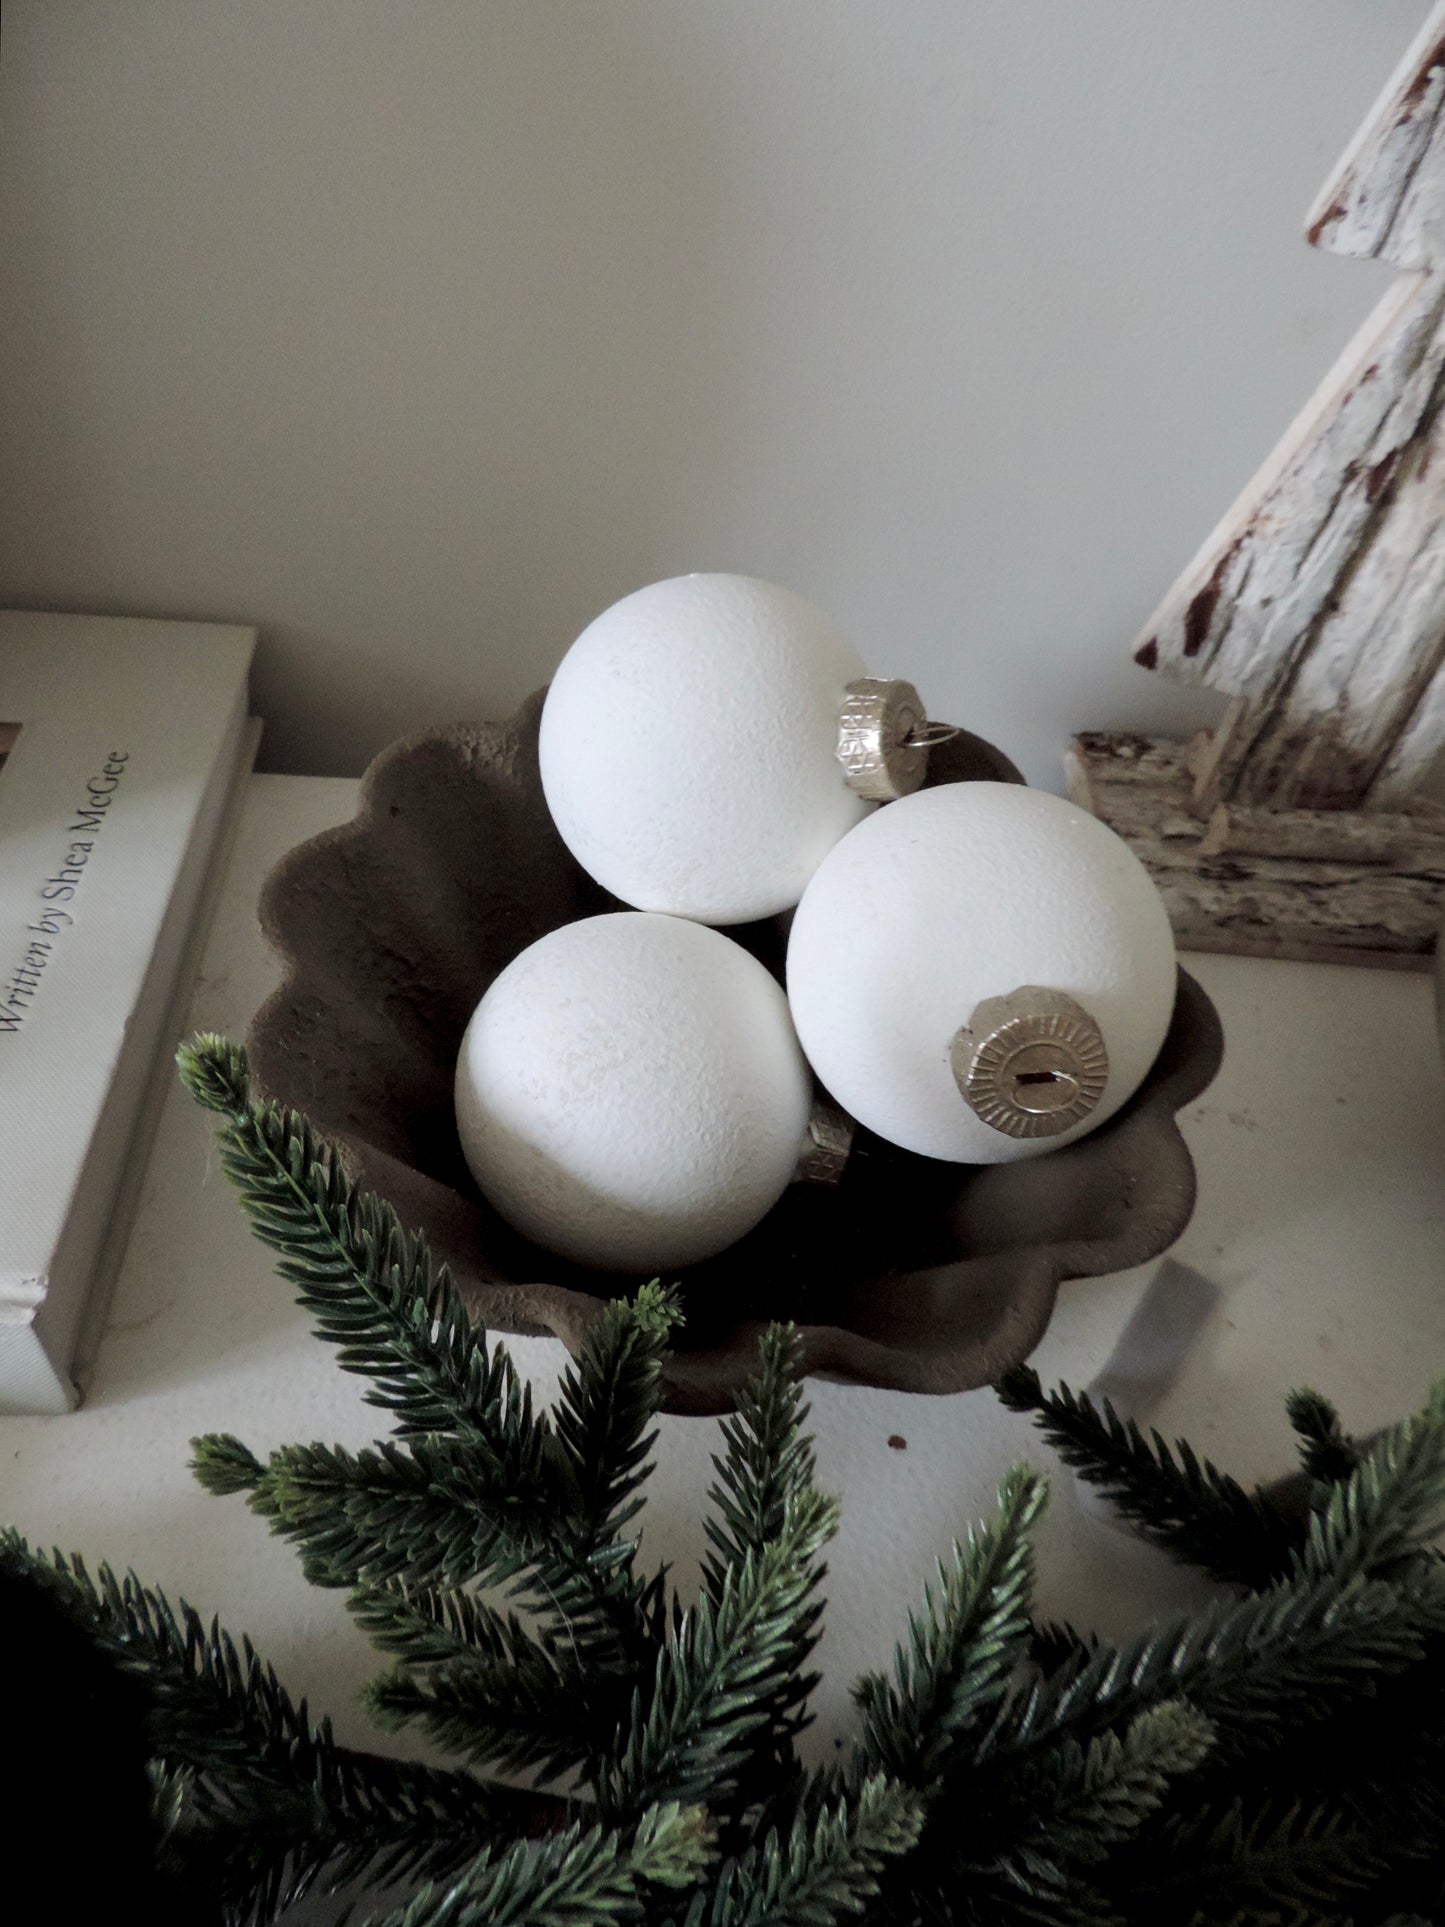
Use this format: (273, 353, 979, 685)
(700, 1324, 830, 1783)
(555, 1282, 681, 1546)
(225, 1435, 545, 1590)
(978, 1562, 1440, 1776)
(16, 1044, 1445, 1922)
(346, 1579, 526, 1669)
(603, 1486, 841, 1819)
(176, 1031, 251, 1116)
(178, 1033, 550, 1479)
(191, 1433, 265, 1497)
(702, 1774, 922, 1927)
(702, 1324, 819, 1596)
(854, 1465, 1046, 1792)
(1285, 1387, 1362, 1487)
(0, 1529, 522, 1920)
(1300, 1378, 1445, 1583)
(996, 1365, 1295, 1588)
(628, 1800, 717, 1890)
(365, 1652, 627, 1781)
(1127, 1791, 1398, 1917)
(371, 1805, 715, 1927)
(980, 1700, 1214, 1888)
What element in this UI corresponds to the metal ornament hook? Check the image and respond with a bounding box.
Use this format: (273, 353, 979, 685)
(904, 719, 962, 749)
(951, 987, 1109, 1139)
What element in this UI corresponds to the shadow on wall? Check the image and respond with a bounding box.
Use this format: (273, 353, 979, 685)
(0, 2, 749, 772)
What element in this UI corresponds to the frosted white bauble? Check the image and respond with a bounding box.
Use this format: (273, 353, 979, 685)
(454, 912, 812, 1271)
(539, 574, 871, 924)
(786, 783, 1177, 1164)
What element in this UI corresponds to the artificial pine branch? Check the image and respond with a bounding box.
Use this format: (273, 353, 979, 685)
(184, 1038, 658, 1672)
(372, 1804, 714, 1927)
(15, 1034, 1445, 1921)
(853, 1465, 1045, 1792)
(365, 1650, 627, 1781)
(346, 1579, 530, 1668)
(601, 1485, 841, 1821)
(1299, 1378, 1445, 1582)
(0, 1530, 530, 1922)
(997, 1364, 1295, 1588)
(702, 1324, 820, 1594)
(529, 1281, 683, 1671)
(197, 1434, 549, 1590)
(1285, 1387, 1362, 1486)
(701, 1324, 830, 1788)
(176, 1035, 555, 1489)
(698, 1775, 923, 1927)
(556, 1282, 680, 1545)
(978, 1562, 1440, 1774)
(985, 1699, 1215, 1882)
(1121, 1792, 1399, 1919)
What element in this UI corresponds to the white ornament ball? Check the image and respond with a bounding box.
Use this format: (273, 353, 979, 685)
(539, 573, 871, 924)
(786, 783, 1177, 1164)
(454, 912, 812, 1271)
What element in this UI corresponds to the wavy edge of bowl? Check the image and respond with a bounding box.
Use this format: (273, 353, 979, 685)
(248, 695, 1223, 1415)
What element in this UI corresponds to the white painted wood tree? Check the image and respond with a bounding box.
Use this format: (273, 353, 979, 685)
(1070, 3, 1445, 965)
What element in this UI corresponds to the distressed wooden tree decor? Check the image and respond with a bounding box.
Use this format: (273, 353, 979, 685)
(1069, 2, 1445, 967)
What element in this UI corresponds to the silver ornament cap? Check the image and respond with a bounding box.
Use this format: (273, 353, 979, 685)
(836, 678, 930, 801)
(793, 1091, 856, 1184)
(950, 987, 1109, 1139)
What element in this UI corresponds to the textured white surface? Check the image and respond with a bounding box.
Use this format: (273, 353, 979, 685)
(454, 911, 811, 1270)
(4, 773, 1445, 1785)
(787, 784, 1177, 1161)
(539, 576, 869, 923)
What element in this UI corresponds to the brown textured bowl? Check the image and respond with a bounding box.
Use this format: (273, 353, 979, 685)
(249, 691, 1222, 1415)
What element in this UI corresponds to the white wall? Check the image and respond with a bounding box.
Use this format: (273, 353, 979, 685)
(0, 1, 1426, 781)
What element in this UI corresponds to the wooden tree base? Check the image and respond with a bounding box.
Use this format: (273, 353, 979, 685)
(1067, 732, 1445, 969)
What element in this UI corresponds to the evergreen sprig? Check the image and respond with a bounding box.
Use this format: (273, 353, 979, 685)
(556, 1283, 680, 1546)
(697, 1775, 923, 1926)
(374, 1805, 715, 1927)
(701, 1324, 831, 1788)
(1300, 1378, 1445, 1582)
(602, 1485, 841, 1820)
(8, 1032, 1445, 1922)
(1012, 1700, 1216, 1866)
(702, 1324, 819, 1595)
(365, 1648, 625, 1780)
(198, 1433, 544, 1589)
(176, 1035, 551, 1484)
(997, 1364, 1295, 1587)
(960, 1701, 1215, 1910)
(1286, 1387, 1362, 1487)
(1126, 1791, 1400, 1919)
(0, 1528, 528, 1922)
(979, 1562, 1441, 1770)
(854, 1466, 1045, 1791)
(346, 1578, 533, 1668)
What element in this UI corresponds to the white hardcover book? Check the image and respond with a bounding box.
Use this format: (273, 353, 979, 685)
(0, 612, 258, 1413)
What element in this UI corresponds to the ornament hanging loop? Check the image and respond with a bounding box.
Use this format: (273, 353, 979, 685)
(903, 719, 961, 749)
(951, 986, 1109, 1139)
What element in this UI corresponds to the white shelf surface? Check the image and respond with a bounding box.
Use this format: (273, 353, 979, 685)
(4, 772, 1445, 1764)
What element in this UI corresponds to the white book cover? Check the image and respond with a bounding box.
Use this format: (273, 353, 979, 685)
(0, 612, 257, 1413)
